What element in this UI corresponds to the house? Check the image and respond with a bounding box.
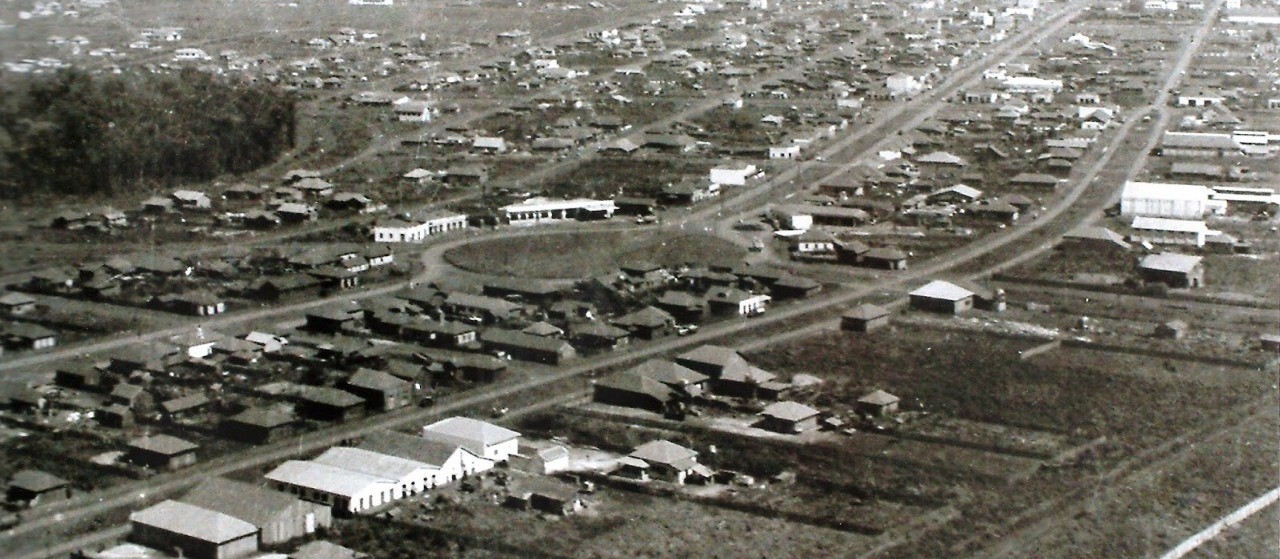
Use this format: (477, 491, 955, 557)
(612, 306, 677, 340)
(620, 440, 708, 484)
(789, 229, 836, 254)
(654, 291, 709, 324)
(593, 369, 677, 414)
(1177, 88, 1225, 107)
(1120, 181, 1218, 219)
(276, 203, 319, 223)
(296, 386, 366, 422)
(856, 390, 900, 417)
(6, 469, 70, 507)
(705, 287, 769, 317)
(3, 323, 57, 351)
(915, 152, 968, 178)
(861, 247, 908, 270)
(472, 136, 508, 154)
(180, 477, 333, 546)
(159, 292, 226, 316)
(220, 407, 297, 444)
(342, 369, 412, 412)
(1139, 253, 1204, 288)
(0, 293, 37, 315)
(1060, 226, 1131, 253)
(1009, 173, 1060, 189)
(438, 292, 527, 324)
(161, 393, 210, 421)
(171, 189, 213, 210)
(675, 345, 779, 399)
(55, 361, 107, 392)
(627, 359, 709, 397)
(304, 303, 364, 334)
(709, 164, 758, 187)
(480, 329, 576, 364)
(265, 460, 398, 515)
(358, 430, 495, 484)
(129, 500, 259, 559)
(504, 478, 582, 515)
(509, 443, 570, 475)
(482, 278, 562, 306)
(926, 184, 983, 206)
(171, 328, 223, 359)
(1159, 132, 1243, 158)
(126, 434, 199, 471)
(569, 320, 631, 350)
(758, 401, 821, 433)
(421, 416, 521, 462)
(393, 100, 433, 122)
(909, 280, 975, 314)
(841, 303, 890, 332)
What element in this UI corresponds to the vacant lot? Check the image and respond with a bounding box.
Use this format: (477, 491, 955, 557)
(444, 229, 743, 279)
(744, 323, 1272, 451)
(1204, 254, 1280, 301)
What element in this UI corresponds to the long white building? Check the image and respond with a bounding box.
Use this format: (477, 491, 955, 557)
(373, 210, 467, 243)
(501, 197, 616, 226)
(1120, 181, 1224, 219)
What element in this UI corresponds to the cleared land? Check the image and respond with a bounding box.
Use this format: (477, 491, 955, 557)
(443, 229, 745, 279)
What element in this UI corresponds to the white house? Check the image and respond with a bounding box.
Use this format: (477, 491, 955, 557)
(1120, 181, 1223, 219)
(709, 164, 758, 187)
(265, 460, 398, 514)
(501, 197, 616, 225)
(421, 417, 521, 462)
(373, 211, 468, 243)
(769, 145, 801, 160)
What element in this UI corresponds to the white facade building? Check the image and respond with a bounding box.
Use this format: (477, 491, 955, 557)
(1120, 181, 1222, 219)
(421, 417, 521, 462)
(265, 460, 398, 514)
(501, 197, 616, 226)
(373, 211, 467, 243)
(709, 164, 758, 187)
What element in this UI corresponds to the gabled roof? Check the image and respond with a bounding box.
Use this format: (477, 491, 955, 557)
(909, 280, 975, 301)
(345, 368, 410, 392)
(1139, 252, 1203, 274)
(594, 369, 674, 401)
(9, 469, 67, 493)
(423, 416, 520, 446)
(760, 401, 821, 421)
(292, 540, 360, 559)
(613, 306, 675, 328)
(629, 440, 698, 468)
(1064, 226, 1131, 248)
(129, 500, 257, 544)
(128, 434, 198, 456)
(358, 431, 475, 467)
(313, 446, 435, 478)
(181, 477, 310, 528)
(265, 460, 394, 498)
(628, 359, 709, 387)
(858, 389, 900, 406)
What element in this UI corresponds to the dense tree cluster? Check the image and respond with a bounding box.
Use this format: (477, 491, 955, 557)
(0, 69, 294, 199)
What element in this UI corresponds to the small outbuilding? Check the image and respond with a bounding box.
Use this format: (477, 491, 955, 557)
(841, 304, 890, 332)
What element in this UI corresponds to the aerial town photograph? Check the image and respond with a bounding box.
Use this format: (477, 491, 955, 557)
(0, 0, 1276, 557)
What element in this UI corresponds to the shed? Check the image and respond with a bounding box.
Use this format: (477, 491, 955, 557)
(841, 304, 890, 332)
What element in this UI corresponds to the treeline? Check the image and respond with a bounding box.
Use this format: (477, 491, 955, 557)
(0, 68, 295, 199)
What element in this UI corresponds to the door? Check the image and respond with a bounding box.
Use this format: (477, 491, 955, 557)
(305, 512, 316, 533)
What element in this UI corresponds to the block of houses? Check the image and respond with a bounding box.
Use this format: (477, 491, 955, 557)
(841, 303, 890, 332)
(6, 469, 70, 507)
(909, 280, 975, 315)
(265, 460, 398, 515)
(341, 369, 412, 412)
(758, 401, 821, 433)
(181, 477, 332, 547)
(856, 389, 900, 417)
(126, 434, 199, 471)
(129, 500, 259, 559)
(220, 407, 297, 444)
(421, 416, 521, 462)
(1138, 253, 1204, 288)
(618, 440, 709, 484)
(296, 386, 366, 422)
(358, 431, 494, 484)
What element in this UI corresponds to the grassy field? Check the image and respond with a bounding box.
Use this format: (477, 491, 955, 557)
(443, 229, 744, 279)
(743, 323, 1272, 451)
(1203, 254, 1280, 301)
(1186, 501, 1279, 559)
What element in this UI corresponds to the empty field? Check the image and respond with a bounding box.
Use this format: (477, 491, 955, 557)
(443, 229, 744, 279)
